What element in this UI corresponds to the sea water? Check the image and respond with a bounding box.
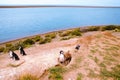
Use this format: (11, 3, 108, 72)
(0, 7, 120, 43)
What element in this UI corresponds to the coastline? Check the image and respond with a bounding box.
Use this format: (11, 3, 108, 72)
(0, 27, 80, 45)
(0, 25, 117, 45)
(0, 24, 119, 47)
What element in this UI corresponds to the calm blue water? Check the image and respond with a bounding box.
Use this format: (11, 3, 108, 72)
(0, 7, 120, 43)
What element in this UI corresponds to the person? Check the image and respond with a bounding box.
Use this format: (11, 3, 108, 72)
(9, 51, 20, 60)
(75, 44, 80, 50)
(19, 46, 26, 56)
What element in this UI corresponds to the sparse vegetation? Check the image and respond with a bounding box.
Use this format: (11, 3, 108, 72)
(81, 25, 120, 32)
(77, 73, 82, 80)
(59, 30, 72, 37)
(39, 37, 52, 44)
(88, 69, 98, 78)
(17, 73, 39, 80)
(75, 56, 82, 63)
(94, 57, 99, 63)
(33, 35, 42, 42)
(103, 55, 116, 62)
(60, 37, 70, 40)
(59, 28, 81, 37)
(0, 47, 5, 53)
(114, 28, 120, 32)
(4, 43, 13, 52)
(48, 66, 66, 80)
(71, 28, 81, 36)
(45, 33, 56, 39)
(22, 39, 35, 47)
(12, 43, 21, 50)
(100, 65, 120, 80)
(101, 25, 120, 31)
(99, 62, 106, 68)
(87, 26, 100, 31)
(5, 43, 12, 47)
(90, 49, 96, 53)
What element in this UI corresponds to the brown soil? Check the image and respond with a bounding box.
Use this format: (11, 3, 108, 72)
(0, 31, 120, 80)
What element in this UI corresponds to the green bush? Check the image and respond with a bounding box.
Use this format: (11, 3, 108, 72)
(60, 37, 71, 40)
(33, 35, 42, 42)
(49, 66, 66, 80)
(22, 39, 35, 47)
(71, 28, 82, 36)
(12, 43, 21, 50)
(0, 47, 5, 53)
(17, 74, 39, 80)
(6, 43, 12, 47)
(39, 37, 51, 44)
(4, 43, 13, 52)
(87, 26, 100, 31)
(102, 25, 117, 31)
(59, 28, 82, 37)
(45, 33, 56, 39)
(44, 37, 51, 43)
(59, 30, 72, 37)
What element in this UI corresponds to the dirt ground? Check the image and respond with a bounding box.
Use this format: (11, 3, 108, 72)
(0, 31, 120, 80)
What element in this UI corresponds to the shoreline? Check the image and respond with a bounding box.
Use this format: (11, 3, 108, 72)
(0, 27, 80, 45)
(0, 25, 119, 46)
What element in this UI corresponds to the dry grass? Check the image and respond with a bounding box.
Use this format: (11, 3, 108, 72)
(17, 73, 39, 80)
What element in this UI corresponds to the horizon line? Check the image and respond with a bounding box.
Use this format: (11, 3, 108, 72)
(0, 5, 120, 8)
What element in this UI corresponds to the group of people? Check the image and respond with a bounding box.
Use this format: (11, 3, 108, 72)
(9, 46, 26, 61)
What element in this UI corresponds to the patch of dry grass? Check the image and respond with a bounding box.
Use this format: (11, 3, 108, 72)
(17, 73, 39, 80)
(77, 73, 83, 80)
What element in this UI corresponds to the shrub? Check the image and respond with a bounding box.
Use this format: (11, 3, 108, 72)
(114, 28, 120, 32)
(4, 42, 21, 52)
(33, 35, 42, 42)
(48, 66, 66, 80)
(5, 43, 12, 47)
(39, 37, 51, 44)
(71, 28, 82, 36)
(39, 40, 45, 44)
(59, 30, 72, 37)
(12, 43, 21, 50)
(87, 26, 100, 31)
(17, 74, 39, 80)
(60, 37, 71, 40)
(77, 73, 82, 80)
(45, 33, 56, 39)
(4, 43, 13, 52)
(99, 62, 106, 68)
(22, 39, 35, 47)
(0, 47, 5, 53)
(59, 28, 82, 37)
(102, 25, 117, 31)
